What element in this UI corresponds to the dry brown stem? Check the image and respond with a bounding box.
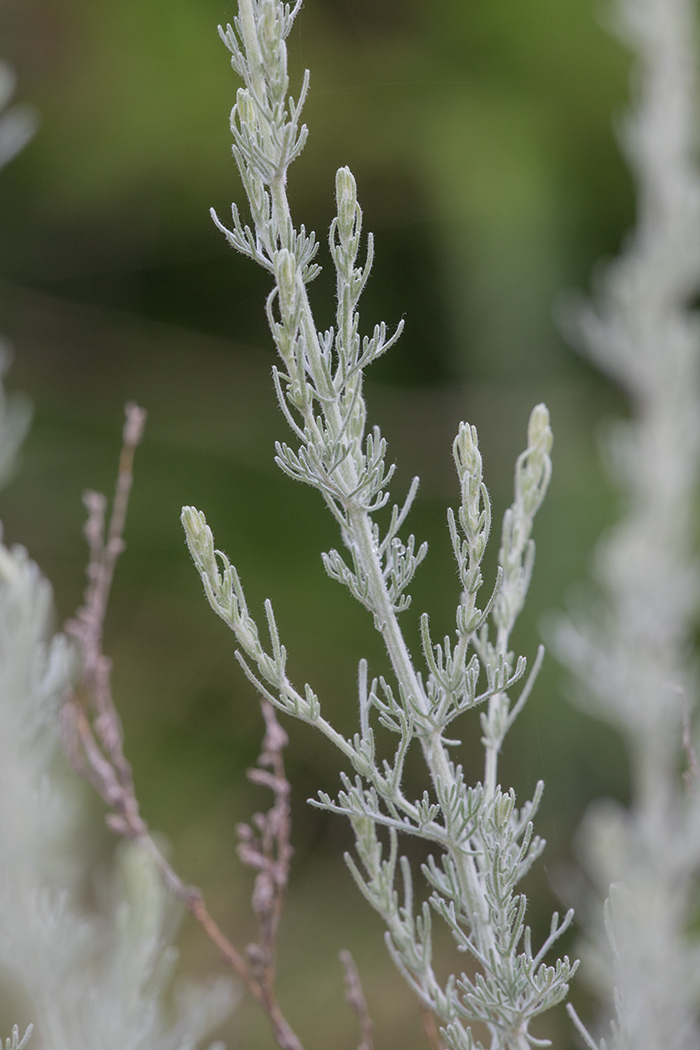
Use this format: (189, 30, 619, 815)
(61, 402, 306, 1050)
(339, 949, 374, 1050)
(418, 999, 443, 1050)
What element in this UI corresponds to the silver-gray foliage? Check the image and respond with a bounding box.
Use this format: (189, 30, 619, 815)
(3, 1027, 32, 1050)
(182, 2, 576, 1047)
(556, 0, 700, 1047)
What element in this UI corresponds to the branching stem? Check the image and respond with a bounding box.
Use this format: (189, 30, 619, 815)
(62, 404, 307, 1050)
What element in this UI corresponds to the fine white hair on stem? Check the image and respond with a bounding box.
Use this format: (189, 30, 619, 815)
(555, 0, 700, 1046)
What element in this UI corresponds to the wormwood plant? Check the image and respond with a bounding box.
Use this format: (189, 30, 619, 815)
(177, 1, 577, 1046)
(1, 0, 697, 1046)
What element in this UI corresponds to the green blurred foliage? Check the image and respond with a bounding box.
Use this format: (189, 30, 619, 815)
(0, 0, 635, 1046)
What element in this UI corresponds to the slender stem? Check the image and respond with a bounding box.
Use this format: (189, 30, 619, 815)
(135, 829, 304, 1050)
(484, 623, 515, 803)
(348, 505, 494, 952)
(339, 949, 374, 1050)
(418, 998, 443, 1050)
(64, 402, 308, 1050)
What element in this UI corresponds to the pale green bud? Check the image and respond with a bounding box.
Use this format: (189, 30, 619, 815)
(453, 421, 482, 483)
(181, 506, 215, 575)
(335, 166, 357, 239)
(258, 0, 283, 62)
(274, 248, 297, 323)
(527, 403, 552, 456)
(235, 88, 256, 131)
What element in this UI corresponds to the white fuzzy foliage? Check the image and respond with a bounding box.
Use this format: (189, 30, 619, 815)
(556, 0, 700, 1046)
(0, 509, 234, 1050)
(184, 2, 575, 1047)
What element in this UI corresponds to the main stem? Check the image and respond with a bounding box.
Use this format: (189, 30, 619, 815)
(271, 123, 499, 976)
(348, 504, 495, 958)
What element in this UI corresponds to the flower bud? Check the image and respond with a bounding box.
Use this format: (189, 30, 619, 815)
(527, 403, 552, 455)
(335, 166, 358, 239)
(235, 88, 256, 131)
(453, 421, 482, 484)
(274, 248, 298, 324)
(181, 506, 214, 572)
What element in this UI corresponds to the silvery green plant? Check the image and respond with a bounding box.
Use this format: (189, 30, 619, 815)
(182, 2, 577, 1046)
(0, 377, 234, 1050)
(2, 1028, 32, 1050)
(556, 0, 700, 1046)
(0, 72, 234, 1050)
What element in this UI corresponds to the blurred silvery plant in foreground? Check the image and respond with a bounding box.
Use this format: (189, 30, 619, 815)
(0, 60, 33, 485)
(178, 1, 577, 1047)
(0, 396, 235, 1050)
(556, 0, 700, 1046)
(0, 69, 234, 1050)
(0, 61, 37, 170)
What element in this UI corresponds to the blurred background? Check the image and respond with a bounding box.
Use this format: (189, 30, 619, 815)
(0, 0, 635, 1046)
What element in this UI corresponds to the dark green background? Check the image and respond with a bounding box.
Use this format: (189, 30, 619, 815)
(0, 0, 634, 1045)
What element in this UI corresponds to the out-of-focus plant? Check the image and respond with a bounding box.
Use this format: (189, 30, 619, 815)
(556, 0, 700, 1046)
(0, 393, 235, 1050)
(0, 71, 234, 1050)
